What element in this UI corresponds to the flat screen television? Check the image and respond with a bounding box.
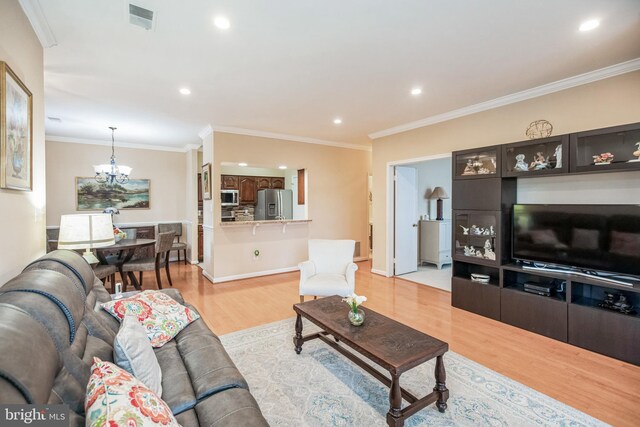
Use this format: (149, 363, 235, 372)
(512, 204, 640, 278)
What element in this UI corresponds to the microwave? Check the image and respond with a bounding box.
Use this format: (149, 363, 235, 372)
(220, 190, 239, 206)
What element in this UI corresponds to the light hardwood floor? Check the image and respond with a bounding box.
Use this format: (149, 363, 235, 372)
(146, 261, 639, 426)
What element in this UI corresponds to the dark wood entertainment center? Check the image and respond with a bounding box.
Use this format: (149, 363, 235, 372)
(450, 122, 640, 365)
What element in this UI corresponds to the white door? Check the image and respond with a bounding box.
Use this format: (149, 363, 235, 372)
(394, 166, 418, 275)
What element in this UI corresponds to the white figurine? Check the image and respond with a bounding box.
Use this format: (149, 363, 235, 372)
(483, 239, 496, 260)
(514, 154, 528, 172)
(554, 144, 562, 168)
(489, 225, 494, 236)
(463, 246, 476, 256)
(459, 225, 469, 235)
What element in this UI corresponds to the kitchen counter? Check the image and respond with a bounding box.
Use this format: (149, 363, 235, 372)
(219, 219, 312, 235)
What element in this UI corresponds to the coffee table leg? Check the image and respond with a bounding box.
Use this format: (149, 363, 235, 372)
(434, 355, 449, 413)
(386, 373, 404, 427)
(294, 314, 304, 354)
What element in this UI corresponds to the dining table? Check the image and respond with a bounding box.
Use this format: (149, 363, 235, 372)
(95, 238, 155, 291)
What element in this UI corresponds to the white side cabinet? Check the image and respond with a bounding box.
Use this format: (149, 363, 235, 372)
(420, 220, 452, 269)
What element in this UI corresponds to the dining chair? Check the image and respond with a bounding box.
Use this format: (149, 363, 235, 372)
(298, 239, 358, 303)
(158, 223, 188, 265)
(121, 231, 175, 289)
(92, 264, 117, 293)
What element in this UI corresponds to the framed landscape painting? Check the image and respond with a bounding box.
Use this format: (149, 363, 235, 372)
(76, 177, 150, 210)
(0, 61, 33, 191)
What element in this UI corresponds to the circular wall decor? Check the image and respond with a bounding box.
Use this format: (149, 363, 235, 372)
(525, 120, 553, 139)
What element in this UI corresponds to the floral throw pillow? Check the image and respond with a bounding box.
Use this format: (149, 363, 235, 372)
(101, 290, 200, 347)
(85, 358, 179, 427)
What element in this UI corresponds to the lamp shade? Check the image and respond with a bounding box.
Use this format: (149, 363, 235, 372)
(58, 214, 115, 250)
(429, 186, 449, 200)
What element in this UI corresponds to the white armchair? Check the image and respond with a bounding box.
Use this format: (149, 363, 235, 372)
(298, 239, 358, 302)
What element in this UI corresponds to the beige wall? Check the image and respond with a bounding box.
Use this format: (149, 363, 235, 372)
(45, 141, 187, 225)
(372, 71, 640, 274)
(0, 2, 46, 285)
(210, 132, 370, 280)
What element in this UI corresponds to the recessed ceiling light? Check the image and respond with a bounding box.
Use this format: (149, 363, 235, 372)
(411, 87, 422, 96)
(579, 19, 600, 32)
(179, 87, 191, 95)
(238, 162, 248, 167)
(333, 118, 342, 125)
(214, 15, 230, 30)
(278, 165, 287, 170)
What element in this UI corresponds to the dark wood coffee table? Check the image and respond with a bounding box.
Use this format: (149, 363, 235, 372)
(293, 296, 449, 427)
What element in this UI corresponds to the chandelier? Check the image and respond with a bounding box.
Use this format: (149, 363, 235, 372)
(93, 127, 132, 185)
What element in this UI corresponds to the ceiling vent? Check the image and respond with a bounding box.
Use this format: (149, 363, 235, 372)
(128, 3, 155, 30)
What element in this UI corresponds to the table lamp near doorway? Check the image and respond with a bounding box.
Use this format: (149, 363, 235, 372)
(429, 187, 449, 221)
(58, 214, 115, 264)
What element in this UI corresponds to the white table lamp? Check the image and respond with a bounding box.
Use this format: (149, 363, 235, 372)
(58, 214, 115, 264)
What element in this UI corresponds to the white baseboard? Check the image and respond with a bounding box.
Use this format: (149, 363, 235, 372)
(371, 268, 388, 277)
(201, 269, 215, 283)
(212, 266, 299, 283)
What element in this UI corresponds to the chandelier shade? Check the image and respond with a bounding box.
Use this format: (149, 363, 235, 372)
(94, 127, 132, 185)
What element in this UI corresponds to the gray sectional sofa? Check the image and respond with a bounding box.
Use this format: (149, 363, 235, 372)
(0, 250, 269, 426)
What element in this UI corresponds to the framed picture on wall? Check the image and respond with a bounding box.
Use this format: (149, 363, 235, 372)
(0, 61, 33, 191)
(202, 163, 212, 200)
(75, 177, 151, 210)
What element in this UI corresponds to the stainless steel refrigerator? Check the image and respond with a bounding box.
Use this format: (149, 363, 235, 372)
(255, 189, 293, 220)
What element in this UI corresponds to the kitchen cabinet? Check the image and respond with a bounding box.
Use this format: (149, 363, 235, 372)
(221, 175, 238, 189)
(256, 177, 271, 189)
(239, 177, 257, 204)
(420, 220, 452, 269)
(270, 177, 285, 189)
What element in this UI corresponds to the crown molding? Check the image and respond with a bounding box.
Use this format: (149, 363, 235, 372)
(369, 58, 640, 140)
(19, 0, 57, 48)
(198, 124, 213, 140)
(46, 135, 192, 153)
(184, 143, 202, 151)
(212, 125, 372, 152)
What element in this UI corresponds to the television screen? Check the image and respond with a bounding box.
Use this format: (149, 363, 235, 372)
(512, 204, 640, 277)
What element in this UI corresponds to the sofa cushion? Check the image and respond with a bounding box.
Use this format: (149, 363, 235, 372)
(154, 339, 197, 415)
(85, 358, 178, 427)
(194, 388, 269, 427)
(114, 315, 163, 396)
(101, 290, 200, 347)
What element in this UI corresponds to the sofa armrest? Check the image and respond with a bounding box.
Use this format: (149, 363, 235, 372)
(345, 262, 358, 292)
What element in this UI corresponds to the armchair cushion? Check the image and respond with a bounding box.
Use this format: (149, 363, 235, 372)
(302, 274, 353, 297)
(308, 239, 355, 275)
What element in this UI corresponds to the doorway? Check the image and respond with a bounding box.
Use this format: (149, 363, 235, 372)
(389, 154, 453, 291)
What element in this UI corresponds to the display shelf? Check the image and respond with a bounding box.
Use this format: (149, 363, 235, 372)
(571, 282, 638, 318)
(570, 122, 640, 174)
(502, 135, 569, 177)
(501, 282, 566, 302)
(502, 267, 567, 301)
(454, 210, 500, 266)
(453, 146, 501, 180)
(453, 261, 499, 286)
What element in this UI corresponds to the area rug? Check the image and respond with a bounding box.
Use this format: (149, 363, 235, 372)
(220, 318, 606, 426)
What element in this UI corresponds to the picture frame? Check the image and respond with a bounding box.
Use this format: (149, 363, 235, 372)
(0, 61, 33, 191)
(202, 163, 212, 200)
(75, 177, 151, 210)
